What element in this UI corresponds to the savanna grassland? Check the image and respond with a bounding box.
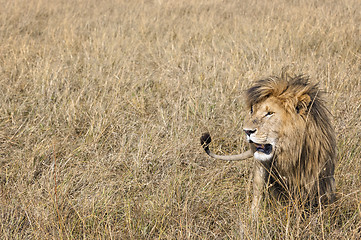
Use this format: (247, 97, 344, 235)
(0, 0, 360, 239)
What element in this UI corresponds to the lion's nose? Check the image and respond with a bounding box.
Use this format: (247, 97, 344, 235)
(244, 129, 256, 136)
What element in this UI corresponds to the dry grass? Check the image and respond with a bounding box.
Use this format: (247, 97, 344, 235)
(0, 0, 360, 239)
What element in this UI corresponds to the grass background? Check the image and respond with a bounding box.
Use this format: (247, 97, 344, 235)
(0, 0, 360, 238)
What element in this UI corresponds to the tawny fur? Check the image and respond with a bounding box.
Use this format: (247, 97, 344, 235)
(200, 73, 337, 215)
(245, 74, 336, 213)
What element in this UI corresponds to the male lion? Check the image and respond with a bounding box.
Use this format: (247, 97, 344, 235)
(200, 74, 336, 215)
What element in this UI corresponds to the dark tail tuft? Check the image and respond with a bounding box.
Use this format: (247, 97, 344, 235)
(200, 132, 212, 150)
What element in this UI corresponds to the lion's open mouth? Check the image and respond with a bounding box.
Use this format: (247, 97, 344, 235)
(252, 142, 273, 155)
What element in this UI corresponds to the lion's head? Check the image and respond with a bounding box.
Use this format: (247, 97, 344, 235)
(243, 75, 320, 162)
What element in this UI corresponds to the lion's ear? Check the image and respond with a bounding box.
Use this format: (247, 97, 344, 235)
(296, 94, 311, 114)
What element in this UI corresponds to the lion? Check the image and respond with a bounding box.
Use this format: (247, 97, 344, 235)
(200, 74, 336, 215)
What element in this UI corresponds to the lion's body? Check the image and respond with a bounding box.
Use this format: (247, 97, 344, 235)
(244, 74, 336, 212)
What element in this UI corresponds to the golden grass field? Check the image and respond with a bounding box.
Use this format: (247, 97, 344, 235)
(1, 0, 360, 238)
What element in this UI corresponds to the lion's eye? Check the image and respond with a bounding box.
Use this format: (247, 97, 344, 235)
(250, 106, 254, 114)
(265, 112, 274, 117)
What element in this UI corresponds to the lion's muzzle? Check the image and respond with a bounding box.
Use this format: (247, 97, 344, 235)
(253, 143, 273, 155)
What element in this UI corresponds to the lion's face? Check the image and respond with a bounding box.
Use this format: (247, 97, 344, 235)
(243, 96, 290, 161)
